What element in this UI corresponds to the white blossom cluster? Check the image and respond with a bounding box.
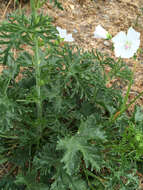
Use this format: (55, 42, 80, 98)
(56, 25, 140, 59)
(94, 25, 140, 58)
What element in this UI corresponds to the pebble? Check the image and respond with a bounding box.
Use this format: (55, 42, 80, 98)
(104, 41, 110, 46)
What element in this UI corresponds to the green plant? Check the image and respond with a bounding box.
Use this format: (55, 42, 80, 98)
(0, 0, 142, 189)
(115, 106, 143, 161)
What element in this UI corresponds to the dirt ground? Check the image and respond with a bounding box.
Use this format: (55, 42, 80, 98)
(0, 0, 143, 187)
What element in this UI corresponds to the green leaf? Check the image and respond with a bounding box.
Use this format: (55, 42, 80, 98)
(57, 118, 105, 175)
(78, 115, 107, 141)
(69, 177, 88, 190)
(80, 144, 103, 171)
(80, 102, 95, 116)
(134, 106, 143, 122)
(57, 136, 81, 175)
(15, 171, 49, 190)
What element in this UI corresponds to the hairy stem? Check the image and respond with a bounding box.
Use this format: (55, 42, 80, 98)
(31, 0, 42, 147)
(110, 63, 138, 122)
(35, 38, 42, 120)
(120, 63, 136, 111)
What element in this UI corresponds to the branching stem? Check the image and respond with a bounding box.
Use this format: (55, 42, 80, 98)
(31, 0, 42, 147)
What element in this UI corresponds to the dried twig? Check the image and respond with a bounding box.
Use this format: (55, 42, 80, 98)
(2, 0, 13, 19)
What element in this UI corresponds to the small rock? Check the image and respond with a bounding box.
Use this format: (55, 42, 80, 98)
(69, 4, 75, 10)
(104, 41, 110, 46)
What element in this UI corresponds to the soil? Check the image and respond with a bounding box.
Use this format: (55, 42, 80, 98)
(0, 0, 143, 187)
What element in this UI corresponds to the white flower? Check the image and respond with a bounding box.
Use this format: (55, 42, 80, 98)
(94, 25, 111, 39)
(56, 26, 74, 42)
(112, 27, 140, 58)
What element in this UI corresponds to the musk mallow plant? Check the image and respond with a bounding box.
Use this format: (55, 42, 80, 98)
(93, 25, 143, 172)
(94, 25, 143, 122)
(109, 27, 142, 122)
(0, 0, 142, 189)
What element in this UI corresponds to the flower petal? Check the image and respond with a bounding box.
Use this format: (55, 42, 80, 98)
(56, 26, 74, 42)
(128, 40, 140, 56)
(65, 34, 74, 42)
(127, 27, 140, 41)
(121, 49, 133, 58)
(94, 25, 108, 39)
(114, 42, 138, 59)
(112, 28, 140, 58)
(127, 27, 140, 55)
(113, 43, 124, 57)
(56, 26, 67, 38)
(112, 31, 126, 44)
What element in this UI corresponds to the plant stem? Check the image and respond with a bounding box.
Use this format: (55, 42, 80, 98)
(30, 0, 36, 16)
(125, 90, 143, 111)
(31, 0, 42, 120)
(121, 63, 136, 110)
(120, 77, 133, 112)
(4, 78, 11, 95)
(0, 133, 18, 139)
(85, 169, 106, 188)
(35, 38, 42, 120)
(110, 89, 143, 122)
(31, 0, 42, 146)
(83, 168, 95, 190)
(110, 63, 139, 122)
